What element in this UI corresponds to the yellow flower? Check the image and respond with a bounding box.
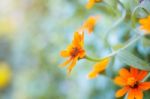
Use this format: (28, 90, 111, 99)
(114, 67, 150, 99)
(88, 57, 110, 79)
(82, 15, 100, 34)
(0, 18, 16, 36)
(86, 0, 103, 9)
(0, 62, 11, 89)
(139, 15, 150, 34)
(60, 32, 86, 74)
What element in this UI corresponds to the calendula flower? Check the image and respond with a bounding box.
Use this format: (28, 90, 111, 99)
(139, 16, 150, 34)
(86, 0, 103, 9)
(114, 67, 150, 99)
(60, 32, 86, 74)
(82, 15, 100, 34)
(88, 57, 110, 79)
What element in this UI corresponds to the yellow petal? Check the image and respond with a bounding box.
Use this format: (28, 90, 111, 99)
(93, 57, 110, 72)
(114, 76, 126, 86)
(59, 58, 72, 67)
(86, 0, 95, 9)
(67, 57, 78, 75)
(88, 57, 110, 79)
(88, 71, 98, 79)
(60, 50, 70, 57)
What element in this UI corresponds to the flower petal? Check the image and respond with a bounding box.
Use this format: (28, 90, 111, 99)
(127, 89, 135, 99)
(60, 50, 70, 57)
(139, 82, 150, 91)
(93, 58, 110, 72)
(134, 89, 143, 99)
(114, 76, 126, 86)
(130, 67, 138, 77)
(86, 0, 95, 9)
(137, 70, 148, 81)
(67, 58, 78, 75)
(115, 87, 129, 98)
(119, 68, 130, 78)
(59, 58, 72, 67)
(88, 71, 98, 79)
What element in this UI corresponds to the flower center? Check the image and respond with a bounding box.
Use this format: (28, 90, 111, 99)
(71, 47, 80, 57)
(95, 0, 102, 3)
(127, 77, 138, 88)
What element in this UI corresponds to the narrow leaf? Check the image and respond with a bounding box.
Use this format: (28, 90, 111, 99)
(117, 50, 150, 70)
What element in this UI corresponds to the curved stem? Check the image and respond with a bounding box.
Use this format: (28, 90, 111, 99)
(85, 34, 143, 62)
(143, 72, 150, 82)
(131, 6, 150, 27)
(103, 0, 126, 48)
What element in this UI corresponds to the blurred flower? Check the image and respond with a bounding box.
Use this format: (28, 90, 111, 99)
(0, 62, 11, 89)
(88, 57, 110, 79)
(139, 16, 150, 34)
(114, 67, 150, 99)
(82, 15, 100, 34)
(0, 18, 16, 36)
(60, 32, 86, 75)
(86, 0, 102, 9)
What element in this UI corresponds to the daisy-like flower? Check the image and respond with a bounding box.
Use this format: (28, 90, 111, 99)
(114, 67, 150, 99)
(82, 15, 100, 34)
(60, 32, 86, 74)
(86, 0, 103, 9)
(88, 57, 110, 79)
(139, 16, 150, 34)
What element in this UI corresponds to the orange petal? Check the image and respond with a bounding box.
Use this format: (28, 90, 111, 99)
(137, 70, 148, 81)
(114, 76, 126, 86)
(119, 68, 130, 78)
(139, 82, 150, 91)
(86, 0, 95, 9)
(88, 71, 98, 79)
(134, 89, 143, 99)
(93, 58, 110, 72)
(60, 50, 70, 57)
(130, 67, 138, 77)
(115, 87, 129, 98)
(59, 58, 72, 67)
(127, 89, 135, 99)
(67, 58, 78, 75)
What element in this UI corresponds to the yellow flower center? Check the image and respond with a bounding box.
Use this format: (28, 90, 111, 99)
(127, 77, 137, 87)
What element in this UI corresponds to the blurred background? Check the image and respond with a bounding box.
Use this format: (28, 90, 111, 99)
(0, 0, 150, 99)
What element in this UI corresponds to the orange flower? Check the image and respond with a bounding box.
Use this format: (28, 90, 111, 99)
(114, 67, 150, 99)
(82, 15, 100, 34)
(88, 57, 110, 79)
(139, 16, 150, 34)
(60, 32, 86, 74)
(86, 0, 103, 9)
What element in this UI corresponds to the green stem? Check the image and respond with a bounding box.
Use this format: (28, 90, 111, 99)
(103, 0, 126, 48)
(85, 55, 102, 62)
(143, 72, 150, 82)
(131, 6, 150, 27)
(85, 34, 143, 62)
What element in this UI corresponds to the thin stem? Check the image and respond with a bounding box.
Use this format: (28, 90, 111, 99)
(143, 72, 150, 82)
(131, 5, 150, 27)
(103, 0, 126, 48)
(85, 34, 143, 62)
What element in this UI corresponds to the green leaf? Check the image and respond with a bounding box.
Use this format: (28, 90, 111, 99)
(142, 37, 150, 47)
(117, 50, 150, 70)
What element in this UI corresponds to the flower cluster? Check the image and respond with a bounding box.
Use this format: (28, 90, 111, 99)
(60, 1, 150, 99)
